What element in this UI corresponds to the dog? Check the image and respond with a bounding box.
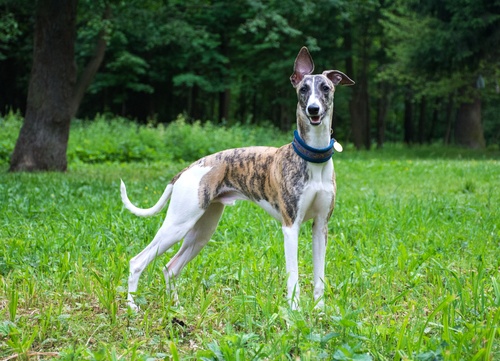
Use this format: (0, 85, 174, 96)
(121, 47, 354, 310)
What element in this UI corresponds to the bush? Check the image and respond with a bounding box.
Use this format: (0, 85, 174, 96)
(68, 114, 289, 164)
(0, 111, 22, 166)
(164, 116, 288, 162)
(0, 113, 289, 166)
(68, 116, 163, 163)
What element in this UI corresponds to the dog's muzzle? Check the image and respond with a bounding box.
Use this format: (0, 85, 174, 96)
(306, 104, 322, 125)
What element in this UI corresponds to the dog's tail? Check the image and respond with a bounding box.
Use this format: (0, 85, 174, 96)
(120, 179, 173, 217)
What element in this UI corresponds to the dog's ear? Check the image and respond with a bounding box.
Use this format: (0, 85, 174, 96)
(323, 70, 355, 86)
(290, 47, 314, 87)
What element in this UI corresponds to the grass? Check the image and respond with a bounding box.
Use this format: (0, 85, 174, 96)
(0, 116, 499, 360)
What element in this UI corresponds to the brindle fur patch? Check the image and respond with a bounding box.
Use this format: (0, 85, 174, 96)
(170, 145, 309, 227)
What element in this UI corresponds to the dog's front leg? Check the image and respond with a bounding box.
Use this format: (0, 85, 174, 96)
(312, 219, 328, 309)
(283, 225, 300, 310)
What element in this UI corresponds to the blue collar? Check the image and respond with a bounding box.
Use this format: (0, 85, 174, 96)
(292, 130, 335, 163)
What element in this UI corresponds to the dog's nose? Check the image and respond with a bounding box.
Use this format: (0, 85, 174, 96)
(307, 104, 320, 115)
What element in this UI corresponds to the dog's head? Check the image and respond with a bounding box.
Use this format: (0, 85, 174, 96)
(290, 47, 354, 127)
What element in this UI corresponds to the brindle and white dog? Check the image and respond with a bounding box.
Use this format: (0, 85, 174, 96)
(121, 47, 354, 310)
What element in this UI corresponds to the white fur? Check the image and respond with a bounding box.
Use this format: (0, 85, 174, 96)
(121, 180, 172, 217)
(124, 165, 214, 309)
(256, 199, 283, 222)
(306, 77, 324, 116)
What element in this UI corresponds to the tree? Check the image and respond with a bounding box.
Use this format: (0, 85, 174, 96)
(0, 2, 36, 113)
(10, 0, 78, 172)
(8, 0, 112, 171)
(455, 91, 485, 148)
(341, 0, 386, 150)
(3, 0, 499, 148)
(70, 2, 110, 118)
(382, 0, 500, 148)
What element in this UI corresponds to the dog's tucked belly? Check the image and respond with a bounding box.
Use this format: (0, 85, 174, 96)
(211, 188, 283, 222)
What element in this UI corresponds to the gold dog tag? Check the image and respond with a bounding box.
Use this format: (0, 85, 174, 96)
(334, 142, 343, 153)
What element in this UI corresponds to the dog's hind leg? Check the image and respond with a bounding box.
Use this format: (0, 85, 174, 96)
(126, 166, 216, 309)
(127, 205, 207, 309)
(162, 202, 225, 303)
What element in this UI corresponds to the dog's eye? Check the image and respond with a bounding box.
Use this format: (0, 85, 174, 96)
(322, 85, 331, 93)
(299, 86, 308, 94)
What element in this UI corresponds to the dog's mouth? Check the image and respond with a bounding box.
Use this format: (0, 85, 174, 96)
(309, 115, 322, 126)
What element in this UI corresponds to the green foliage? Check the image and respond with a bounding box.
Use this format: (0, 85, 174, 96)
(0, 111, 22, 164)
(2, 0, 500, 145)
(90, 51, 154, 99)
(0, 113, 289, 166)
(68, 116, 162, 164)
(0, 12, 21, 60)
(381, 0, 500, 94)
(163, 116, 288, 162)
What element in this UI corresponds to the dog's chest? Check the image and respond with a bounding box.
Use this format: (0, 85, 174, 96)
(308, 161, 334, 186)
(299, 162, 335, 221)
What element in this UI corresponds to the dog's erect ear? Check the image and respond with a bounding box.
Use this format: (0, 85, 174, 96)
(290, 47, 314, 87)
(323, 70, 355, 86)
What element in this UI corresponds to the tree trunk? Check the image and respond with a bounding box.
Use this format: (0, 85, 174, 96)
(191, 85, 202, 120)
(376, 81, 389, 149)
(444, 94, 454, 145)
(403, 92, 414, 145)
(69, 5, 109, 119)
(418, 97, 426, 144)
(280, 102, 291, 132)
(10, 0, 78, 172)
(350, 84, 371, 150)
(428, 98, 439, 142)
(217, 34, 231, 123)
(455, 93, 485, 149)
(344, 21, 365, 150)
(218, 89, 231, 122)
(346, 21, 370, 150)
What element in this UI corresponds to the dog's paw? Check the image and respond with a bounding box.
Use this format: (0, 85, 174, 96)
(288, 299, 301, 312)
(127, 299, 140, 312)
(314, 299, 325, 310)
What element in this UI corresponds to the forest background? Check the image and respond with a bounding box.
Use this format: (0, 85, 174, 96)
(1, 1, 499, 359)
(1, 0, 499, 156)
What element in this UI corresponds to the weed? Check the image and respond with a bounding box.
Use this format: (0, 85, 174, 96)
(7, 283, 18, 322)
(5, 325, 38, 361)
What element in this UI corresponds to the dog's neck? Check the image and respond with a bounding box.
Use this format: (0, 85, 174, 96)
(292, 130, 334, 163)
(296, 106, 333, 149)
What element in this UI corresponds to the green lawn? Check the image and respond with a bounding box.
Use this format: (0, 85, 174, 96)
(0, 146, 499, 360)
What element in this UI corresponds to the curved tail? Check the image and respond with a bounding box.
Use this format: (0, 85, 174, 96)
(120, 179, 172, 217)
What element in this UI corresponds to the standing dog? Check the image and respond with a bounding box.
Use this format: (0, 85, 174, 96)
(121, 47, 354, 310)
